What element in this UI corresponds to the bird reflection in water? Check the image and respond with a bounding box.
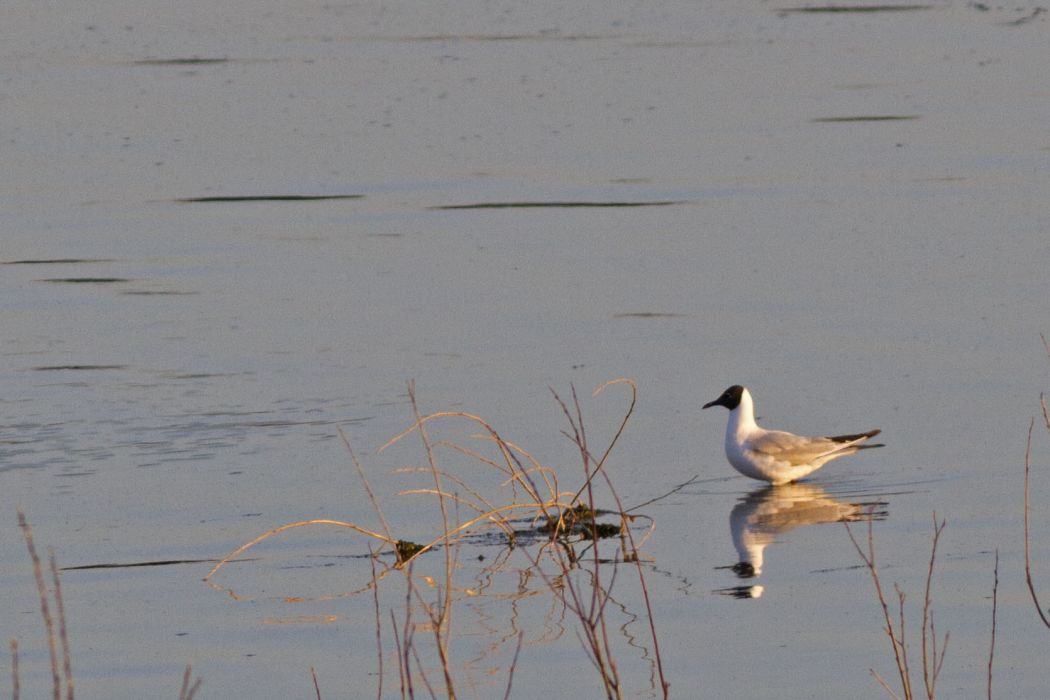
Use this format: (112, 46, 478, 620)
(714, 482, 886, 599)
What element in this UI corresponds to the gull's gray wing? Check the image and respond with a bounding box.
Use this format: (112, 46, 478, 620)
(744, 430, 847, 466)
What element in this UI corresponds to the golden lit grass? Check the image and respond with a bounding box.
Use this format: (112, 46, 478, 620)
(204, 379, 668, 699)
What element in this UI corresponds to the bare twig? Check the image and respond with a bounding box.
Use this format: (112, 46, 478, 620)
(845, 515, 911, 699)
(502, 631, 526, 700)
(1022, 418, 1050, 629)
(310, 666, 322, 700)
(870, 668, 901, 700)
(988, 549, 999, 700)
(10, 639, 19, 700)
(203, 519, 396, 581)
(847, 512, 950, 700)
(339, 426, 395, 543)
(178, 665, 202, 700)
(17, 511, 61, 700)
(389, 610, 407, 700)
(921, 515, 947, 699)
(369, 546, 384, 700)
(402, 563, 416, 699)
(48, 550, 74, 700)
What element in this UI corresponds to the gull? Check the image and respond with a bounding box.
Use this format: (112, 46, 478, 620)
(703, 385, 883, 485)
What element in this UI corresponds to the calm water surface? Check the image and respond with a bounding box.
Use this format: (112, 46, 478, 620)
(3, 2, 1050, 698)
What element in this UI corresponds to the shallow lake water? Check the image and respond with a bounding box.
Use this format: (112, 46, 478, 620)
(3, 1, 1050, 698)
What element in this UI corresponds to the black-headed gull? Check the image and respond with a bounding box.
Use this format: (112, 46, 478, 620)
(703, 385, 883, 485)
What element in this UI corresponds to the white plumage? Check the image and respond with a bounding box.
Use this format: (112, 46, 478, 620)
(703, 385, 883, 485)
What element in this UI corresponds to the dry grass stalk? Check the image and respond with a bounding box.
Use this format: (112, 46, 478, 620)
(178, 664, 203, 700)
(406, 381, 455, 660)
(389, 609, 407, 698)
(48, 550, 74, 700)
(501, 631, 525, 700)
(1023, 417, 1050, 630)
(16, 510, 65, 700)
(9, 639, 19, 700)
(846, 512, 947, 700)
(310, 666, 321, 700)
(16, 510, 201, 699)
(211, 380, 665, 698)
(987, 549, 998, 700)
(368, 544, 384, 700)
(1022, 338, 1050, 630)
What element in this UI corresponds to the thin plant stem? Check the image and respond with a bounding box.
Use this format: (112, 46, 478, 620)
(870, 668, 901, 700)
(988, 549, 999, 700)
(389, 610, 407, 700)
(1022, 418, 1050, 629)
(310, 666, 321, 700)
(48, 550, 74, 700)
(921, 515, 947, 699)
(566, 379, 637, 507)
(407, 380, 455, 668)
(502, 631, 525, 700)
(369, 546, 384, 700)
(402, 562, 416, 700)
(339, 426, 395, 543)
(845, 515, 911, 699)
(894, 585, 912, 700)
(408, 643, 438, 700)
(203, 519, 396, 581)
(178, 665, 202, 700)
(17, 511, 61, 700)
(10, 639, 19, 700)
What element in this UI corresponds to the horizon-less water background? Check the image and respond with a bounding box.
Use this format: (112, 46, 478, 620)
(3, 1, 1050, 697)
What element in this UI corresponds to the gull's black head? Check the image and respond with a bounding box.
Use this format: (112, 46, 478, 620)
(703, 385, 745, 411)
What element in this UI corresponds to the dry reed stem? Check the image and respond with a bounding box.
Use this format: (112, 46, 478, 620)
(338, 426, 395, 543)
(9, 639, 19, 700)
(203, 519, 396, 581)
(406, 381, 455, 663)
(379, 410, 554, 523)
(16, 511, 61, 700)
(389, 609, 406, 699)
(369, 545, 384, 700)
(870, 668, 901, 700)
(501, 631, 525, 700)
(846, 512, 948, 700)
(401, 562, 418, 699)
(845, 515, 912, 699)
(406, 573, 455, 699)
(547, 383, 638, 699)
(559, 380, 668, 696)
(47, 550, 73, 700)
(567, 379, 637, 507)
(399, 501, 571, 565)
(215, 380, 660, 698)
(1022, 418, 1050, 629)
(431, 438, 562, 509)
(920, 515, 947, 699)
(310, 666, 321, 700)
(987, 549, 999, 700)
(178, 664, 202, 700)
